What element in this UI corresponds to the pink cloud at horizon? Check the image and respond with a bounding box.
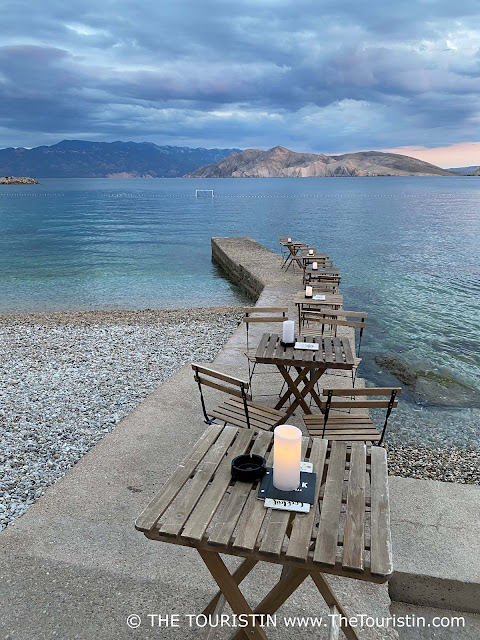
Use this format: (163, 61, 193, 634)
(380, 143, 480, 169)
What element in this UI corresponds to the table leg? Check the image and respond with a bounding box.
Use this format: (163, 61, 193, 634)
(199, 550, 269, 640)
(228, 567, 310, 640)
(274, 365, 311, 416)
(202, 556, 258, 616)
(310, 571, 360, 640)
(301, 367, 327, 410)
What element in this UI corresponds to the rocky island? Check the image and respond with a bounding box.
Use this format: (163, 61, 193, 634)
(185, 145, 455, 177)
(0, 176, 39, 184)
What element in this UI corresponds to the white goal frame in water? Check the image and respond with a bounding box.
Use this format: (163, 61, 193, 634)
(195, 189, 214, 198)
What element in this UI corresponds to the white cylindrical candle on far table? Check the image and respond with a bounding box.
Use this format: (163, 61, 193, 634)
(273, 425, 302, 491)
(308, 248, 314, 255)
(282, 320, 294, 344)
(312, 262, 318, 270)
(305, 286, 313, 298)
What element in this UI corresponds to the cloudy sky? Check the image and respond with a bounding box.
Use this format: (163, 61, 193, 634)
(1, 0, 480, 166)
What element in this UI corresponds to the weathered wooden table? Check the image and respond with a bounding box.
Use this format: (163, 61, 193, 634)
(282, 243, 329, 272)
(280, 241, 307, 270)
(293, 291, 344, 329)
(300, 254, 335, 266)
(303, 266, 341, 287)
(135, 425, 393, 640)
(254, 332, 354, 420)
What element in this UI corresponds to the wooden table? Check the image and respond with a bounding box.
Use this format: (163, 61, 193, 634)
(300, 254, 334, 266)
(282, 243, 328, 272)
(303, 267, 340, 286)
(294, 291, 344, 328)
(255, 332, 354, 419)
(280, 241, 307, 270)
(136, 425, 393, 640)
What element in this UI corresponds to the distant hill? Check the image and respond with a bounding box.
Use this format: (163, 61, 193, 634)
(185, 146, 455, 177)
(447, 166, 480, 174)
(0, 140, 241, 178)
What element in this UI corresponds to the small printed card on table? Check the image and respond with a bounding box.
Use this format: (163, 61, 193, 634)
(313, 294, 326, 300)
(294, 341, 319, 351)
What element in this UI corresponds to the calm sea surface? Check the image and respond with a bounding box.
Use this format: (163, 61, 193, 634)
(1, 177, 479, 447)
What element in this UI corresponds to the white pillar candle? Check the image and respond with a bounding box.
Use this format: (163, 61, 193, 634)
(308, 249, 314, 255)
(287, 237, 292, 242)
(305, 286, 313, 298)
(273, 425, 302, 491)
(312, 262, 318, 270)
(282, 320, 294, 344)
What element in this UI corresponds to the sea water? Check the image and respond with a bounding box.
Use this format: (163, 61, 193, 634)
(1, 177, 479, 448)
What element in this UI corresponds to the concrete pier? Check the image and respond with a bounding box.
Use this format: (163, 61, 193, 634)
(0, 236, 478, 640)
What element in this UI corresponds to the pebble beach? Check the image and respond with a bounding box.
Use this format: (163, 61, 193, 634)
(1, 306, 478, 531)
(0, 307, 243, 529)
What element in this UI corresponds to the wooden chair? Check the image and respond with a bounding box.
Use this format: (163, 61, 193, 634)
(243, 307, 289, 397)
(279, 237, 292, 260)
(299, 246, 317, 256)
(302, 265, 335, 285)
(192, 364, 287, 431)
(302, 309, 367, 385)
(306, 276, 341, 293)
(301, 309, 367, 355)
(303, 387, 401, 444)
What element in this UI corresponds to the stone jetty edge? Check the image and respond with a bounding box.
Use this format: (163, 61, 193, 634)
(211, 236, 480, 615)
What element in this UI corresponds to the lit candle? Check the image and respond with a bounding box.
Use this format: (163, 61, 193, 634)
(282, 320, 294, 344)
(312, 262, 318, 270)
(273, 425, 302, 491)
(308, 249, 314, 255)
(305, 286, 313, 298)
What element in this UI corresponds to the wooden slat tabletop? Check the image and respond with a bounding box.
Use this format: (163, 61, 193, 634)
(254, 333, 354, 369)
(136, 425, 393, 584)
(294, 292, 344, 306)
(303, 267, 340, 275)
(300, 253, 330, 260)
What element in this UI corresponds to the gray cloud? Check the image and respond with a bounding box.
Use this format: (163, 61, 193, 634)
(1, 0, 480, 153)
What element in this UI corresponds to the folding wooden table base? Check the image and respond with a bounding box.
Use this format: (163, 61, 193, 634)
(254, 333, 355, 420)
(274, 363, 326, 418)
(199, 550, 360, 640)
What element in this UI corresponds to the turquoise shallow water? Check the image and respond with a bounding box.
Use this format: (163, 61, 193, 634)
(1, 177, 479, 447)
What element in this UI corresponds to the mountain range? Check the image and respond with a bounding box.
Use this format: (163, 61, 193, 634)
(185, 146, 455, 177)
(0, 140, 466, 179)
(0, 140, 240, 178)
(447, 165, 480, 174)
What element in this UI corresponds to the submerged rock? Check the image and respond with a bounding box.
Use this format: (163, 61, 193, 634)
(374, 353, 480, 408)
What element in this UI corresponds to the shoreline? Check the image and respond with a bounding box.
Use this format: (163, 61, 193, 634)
(0, 305, 243, 326)
(1, 305, 478, 531)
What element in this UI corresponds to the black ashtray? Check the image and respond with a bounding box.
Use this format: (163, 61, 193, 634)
(231, 454, 266, 482)
(280, 340, 295, 347)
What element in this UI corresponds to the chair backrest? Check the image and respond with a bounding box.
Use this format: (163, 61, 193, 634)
(321, 387, 402, 444)
(191, 363, 253, 426)
(301, 309, 367, 354)
(192, 363, 252, 400)
(306, 278, 341, 293)
(242, 307, 288, 349)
